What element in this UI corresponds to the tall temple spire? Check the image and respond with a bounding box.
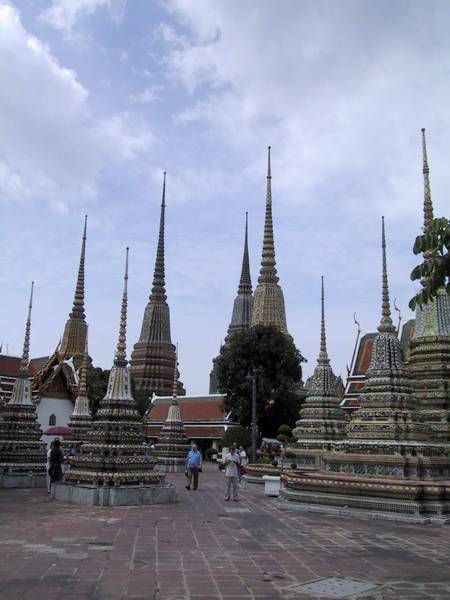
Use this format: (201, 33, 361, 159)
(131, 172, 185, 406)
(239, 212, 252, 292)
(251, 146, 288, 333)
(115, 247, 129, 367)
(151, 171, 167, 301)
(19, 281, 34, 376)
(379, 217, 395, 333)
(259, 146, 278, 284)
(60, 215, 88, 360)
(318, 276, 329, 365)
(421, 128, 434, 233)
(225, 213, 254, 341)
(10, 283, 35, 406)
(172, 344, 179, 401)
(65, 330, 92, 449)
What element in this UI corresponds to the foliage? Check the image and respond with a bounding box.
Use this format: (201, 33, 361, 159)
(215, 326, 306, 437)
(410, 217, 450, 310)
(277, 424, 292, 437)
(219, 426, 251, 449)
(276, 434, 289, 444)
(87, 366, 110, 415)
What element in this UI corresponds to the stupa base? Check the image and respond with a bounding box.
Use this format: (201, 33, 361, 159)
(51, 482, 177, 506)
(0, 472, 46, 488)
(155, 462, 186, 473)
(280, 471, 450, 524)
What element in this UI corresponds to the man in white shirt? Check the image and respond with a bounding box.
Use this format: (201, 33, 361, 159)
(224, 446, 240, 501)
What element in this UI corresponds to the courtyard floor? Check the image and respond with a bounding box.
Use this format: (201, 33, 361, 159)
(0, 464, 449, 600)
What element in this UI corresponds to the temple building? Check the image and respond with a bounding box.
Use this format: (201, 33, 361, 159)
(0, 354, 46, 406)
(55, 248, 175, 506)
(146, 394, 236, 456)
(282, 219, 450, 521)
(33, 216, 89, 431)
(408, 129, 450, 441)
(290, 277, 347, 468)
(152, 349, 191, 472)
(130, 173, 185, 410)
(251, 146, 288, 334)
(0, 283, 47, 488)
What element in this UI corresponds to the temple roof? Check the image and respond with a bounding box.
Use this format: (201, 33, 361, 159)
(147, 395, 228, 423)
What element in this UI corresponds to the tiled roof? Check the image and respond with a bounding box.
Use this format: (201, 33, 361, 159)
(352, 334, 376, 375)
(146, 424, 228, 439)
(147, 395, 228, 422)
(0, 355, 49, 377)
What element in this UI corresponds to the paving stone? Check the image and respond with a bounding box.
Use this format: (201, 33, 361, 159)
(0, 464, 450, 600)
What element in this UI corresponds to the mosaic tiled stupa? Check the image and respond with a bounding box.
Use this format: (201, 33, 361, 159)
(54, 249, 176, 506)
(408, 129, 450, 441)
(0, 283, 47, 488)
(290, 277, 347, 467)
(282, 219, 450, 521)
(152, 348, 191, 473)
(130, 173, 185, 409)
(63, 337, 92, 451)
(251, 147, 288, 334)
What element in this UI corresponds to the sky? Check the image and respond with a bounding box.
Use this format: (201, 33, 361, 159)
(1, 0, 450, 394)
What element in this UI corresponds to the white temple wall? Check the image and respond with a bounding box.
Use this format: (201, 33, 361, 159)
(36, 396, 73, 445)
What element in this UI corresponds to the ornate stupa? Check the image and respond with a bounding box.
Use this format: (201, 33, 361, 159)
(344, 218, 428, 446)
(408, 128, 450, 441)
(251, 147, 288, 334)
(63, 335, 92, 451)
(152, 347, 191, 473)
(282, 219, 450, 520)
(130, 173, 185, 410)
(56, 249, 175, 506)
(0, 283, 47, 488)
(226, 212, 253, 340)
(290, 277, 347, 467)
(34, 215, 89, 400)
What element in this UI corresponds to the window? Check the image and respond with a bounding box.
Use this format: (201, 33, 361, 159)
(49, 414, 56, 426)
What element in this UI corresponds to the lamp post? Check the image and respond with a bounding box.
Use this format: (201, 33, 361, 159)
(249, 369, 257, 463)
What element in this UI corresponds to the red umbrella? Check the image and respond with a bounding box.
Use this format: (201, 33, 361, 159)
(45, 426, 72, 436)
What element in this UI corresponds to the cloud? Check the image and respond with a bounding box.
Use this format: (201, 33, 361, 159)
(0, 3, 151, 210)
(127, 85, 164, 104)
(40, 0, 126, 37)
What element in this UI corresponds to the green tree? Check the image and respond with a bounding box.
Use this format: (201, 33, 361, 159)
(410, 217, 450, 310)
(215, 325, 306, 437)
(219, 426, 252, 449)
(87, 366, 110, 415)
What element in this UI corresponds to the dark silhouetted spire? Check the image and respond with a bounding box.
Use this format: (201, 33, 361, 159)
(259, 146, 278, 284)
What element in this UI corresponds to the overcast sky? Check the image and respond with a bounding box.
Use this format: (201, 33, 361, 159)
(1, 0, 449, 393)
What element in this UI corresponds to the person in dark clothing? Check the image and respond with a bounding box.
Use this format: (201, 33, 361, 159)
(48, 438, 64, 485)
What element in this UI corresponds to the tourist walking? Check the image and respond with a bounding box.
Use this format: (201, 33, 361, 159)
(239, 445, 248, 476)
(185, 444, 202, 490)
(48, 438, 64, 490)
(224, 446, 240, 501)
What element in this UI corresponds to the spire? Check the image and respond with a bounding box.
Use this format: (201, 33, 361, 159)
(114, 247, 129, 367)
(258, 146, 279, 284)
(238, 212, 252, 293)
(60, 215, 88, 360)
(151, 172, 167, 301)
(78, 327, 89, 398)
(318, 276, 329, 365)
(172, 344, 179, 401)
(421, 128, 434, 233)
(19, 281, 34, 376)
(379, 217, 395, 333)
(70, 215, 87, 320)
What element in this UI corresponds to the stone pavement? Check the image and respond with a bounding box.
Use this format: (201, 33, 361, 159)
(0, 464, 449, 600)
